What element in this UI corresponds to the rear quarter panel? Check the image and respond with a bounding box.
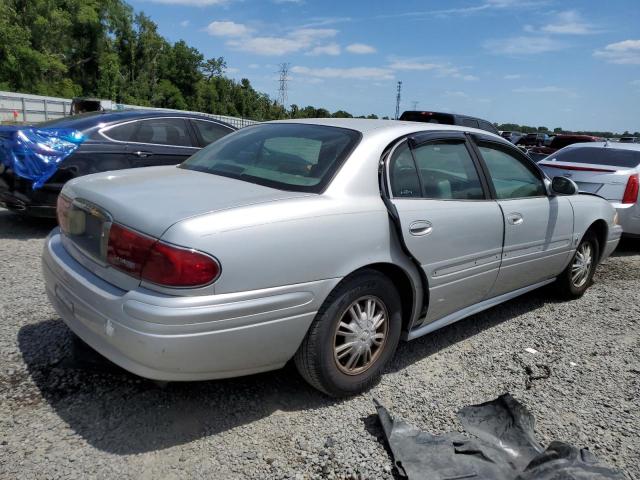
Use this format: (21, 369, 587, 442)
(567, 193, 619, 259)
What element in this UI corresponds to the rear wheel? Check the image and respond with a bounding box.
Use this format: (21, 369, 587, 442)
(557, 232, 599, 298)
(294, 270, 402, 397)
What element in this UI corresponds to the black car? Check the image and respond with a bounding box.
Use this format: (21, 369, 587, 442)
(0, 110, 235, 217)
(399, 110, 500, 135)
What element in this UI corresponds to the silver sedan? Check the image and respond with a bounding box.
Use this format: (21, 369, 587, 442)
(539, 142, 640, 237)
(43, 119, 622, 397)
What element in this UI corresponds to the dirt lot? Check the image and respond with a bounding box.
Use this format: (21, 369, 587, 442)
(1, 207, 639, 479)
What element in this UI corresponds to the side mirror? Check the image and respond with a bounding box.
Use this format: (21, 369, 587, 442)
(549, 176, 578, 195)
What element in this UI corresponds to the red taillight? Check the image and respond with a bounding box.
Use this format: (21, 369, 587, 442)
(141, 242, 220, 287)
(107, 224, 156, 277)
(106, 223, 220, 287)
(622, 173, 639, 204)
(56, 194, 72, 231)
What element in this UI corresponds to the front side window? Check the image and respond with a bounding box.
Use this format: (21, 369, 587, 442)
(106, 118, 194, 146)
(180, 124, 360, 192)
(479, 144, 546, 199)
(192, 120, 233, 146)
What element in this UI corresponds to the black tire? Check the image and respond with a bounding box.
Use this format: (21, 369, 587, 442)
(294, 269, 402, 397)
(556, 231, 600, 299)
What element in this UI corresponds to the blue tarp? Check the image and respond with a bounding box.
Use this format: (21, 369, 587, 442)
(0, 127, 84, 189)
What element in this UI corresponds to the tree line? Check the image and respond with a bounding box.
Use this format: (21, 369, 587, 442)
(0, 0, 383, 121)
(496, 123, 639, 139)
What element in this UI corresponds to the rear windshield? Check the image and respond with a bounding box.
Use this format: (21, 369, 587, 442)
(550, 147, 640, 169)
(35, 112, 104, 128)
(399, 112, 455, 124)
(180, 123, 361, 193)
(550, 137, 591, 149)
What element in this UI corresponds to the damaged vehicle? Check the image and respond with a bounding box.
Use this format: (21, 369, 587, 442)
(0, 110, 235, 217)
(43, 119, 622, 397)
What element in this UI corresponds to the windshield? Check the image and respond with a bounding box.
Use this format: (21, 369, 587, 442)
(180, 123, 361, 193)
(549, 147, 640, 169)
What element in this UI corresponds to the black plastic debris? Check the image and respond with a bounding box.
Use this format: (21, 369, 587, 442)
(375, 394, 624, 479)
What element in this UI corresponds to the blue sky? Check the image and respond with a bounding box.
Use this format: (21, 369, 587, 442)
(129, 0, 640, 132)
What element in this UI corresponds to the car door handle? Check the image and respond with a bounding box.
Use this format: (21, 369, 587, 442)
(409, 221, 433, 236)
(507, 213, 524, 225)
(132, 150, 153, 158)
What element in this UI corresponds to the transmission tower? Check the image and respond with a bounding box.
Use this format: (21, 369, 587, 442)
(277, 63, 290, 109)
(395, 81, 402, 120)
(411, 100, 419, 110)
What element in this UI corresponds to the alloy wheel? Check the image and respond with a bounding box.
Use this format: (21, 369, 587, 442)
(571, 242, 593, 288)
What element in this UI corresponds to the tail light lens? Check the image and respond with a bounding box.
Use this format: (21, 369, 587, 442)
(622, 173, 639, 204)
(106, 223, 220, 287)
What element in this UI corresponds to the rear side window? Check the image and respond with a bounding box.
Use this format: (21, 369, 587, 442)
(180, 124, 360, 193)
(550, 147, 640, 169)
(412, 142, 484, 200)
(107, 118, 193, 146)
(479, 144, 546, 199)
(191, 120, 233, 146)
(390, 140, 484, 200)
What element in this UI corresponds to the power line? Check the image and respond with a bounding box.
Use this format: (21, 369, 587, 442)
(394, 81, 402, 120)
(277, 63, 290, 109)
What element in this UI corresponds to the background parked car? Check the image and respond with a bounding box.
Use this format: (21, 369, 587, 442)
(539, 142, 640, 237)
(0, 110, 235, 217)
(399, 110, 499, 135)
(500, 131, 524, 144)
(517, 132, 549, 148)
(619, 136, 639, 143)
(528, 134, 603, 162)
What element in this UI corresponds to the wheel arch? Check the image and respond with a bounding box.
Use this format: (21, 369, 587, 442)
(585, 219, 608, 261)
(341, 262, 425, 335)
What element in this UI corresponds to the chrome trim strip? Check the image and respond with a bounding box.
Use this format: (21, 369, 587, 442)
(405, 278, 555, 341)
(98, 116, 210, 149)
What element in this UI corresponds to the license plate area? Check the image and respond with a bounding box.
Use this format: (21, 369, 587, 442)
(63, 200, 112, 263)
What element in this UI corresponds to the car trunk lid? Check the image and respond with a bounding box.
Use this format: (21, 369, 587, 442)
(60, 165, 312, 290)
(539, 160, 636, 200)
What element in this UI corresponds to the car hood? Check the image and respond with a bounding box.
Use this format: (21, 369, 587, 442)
(63, 166, 313, 238)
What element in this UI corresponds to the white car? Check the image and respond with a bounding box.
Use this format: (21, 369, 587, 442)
(539, 142, 640, 237)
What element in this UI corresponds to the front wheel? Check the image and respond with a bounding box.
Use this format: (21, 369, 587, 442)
(557, 232, 599, 298)
(294, 270, 402, 397)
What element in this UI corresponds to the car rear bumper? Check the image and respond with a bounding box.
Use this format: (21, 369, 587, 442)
(612, 202, 640, 236)
(43, 230, 339, 381)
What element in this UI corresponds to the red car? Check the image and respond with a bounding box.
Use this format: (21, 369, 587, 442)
(528, 134, 603, 162)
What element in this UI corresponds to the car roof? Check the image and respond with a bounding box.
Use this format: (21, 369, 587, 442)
(561, 141, 640, 152)
(266, 117, 504, 140)
(36, 109, 233, 130)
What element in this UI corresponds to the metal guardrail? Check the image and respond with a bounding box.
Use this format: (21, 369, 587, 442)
(0, 91, 259, 128)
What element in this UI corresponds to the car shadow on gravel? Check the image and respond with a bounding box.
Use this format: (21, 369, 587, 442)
(0, 208, 56, 239)
(18, 318, 340, 455)
(18, 286, 561, 456)
(611, 237, 640, 257)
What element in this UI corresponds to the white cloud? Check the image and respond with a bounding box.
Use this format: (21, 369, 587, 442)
(273, 0, 302, 3)
(631, 80, 640, 86)
(226, 67, 240, 74)
(291, 65, 394, 80)
(484, 36, 566, 54)
(206, 21, 251, 37)
(179, 20, 190, 27)
(248, 63, 260, 69)
(540, 10, 599, 35)
(504, 74, 522, 80)
(513, 86, 572, 94)
(594, 40, 640, 65)
(228, 36, 302, 55)
(445, 91, 468, 98)
(226, 27, 338, 56)
(149, 0, 228, 5)
(389, 59, 478, 80)
(307, 43, 341, 56)
(377, 0, 547, 19)
(346, 43, 376, 54)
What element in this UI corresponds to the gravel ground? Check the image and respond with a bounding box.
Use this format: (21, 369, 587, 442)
(1, 207, 639, 479)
